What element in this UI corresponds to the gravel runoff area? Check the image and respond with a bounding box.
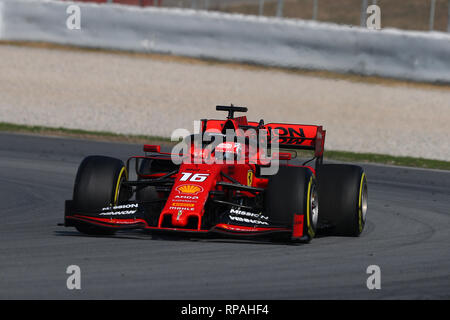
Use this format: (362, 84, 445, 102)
(0, 44, 449, 161)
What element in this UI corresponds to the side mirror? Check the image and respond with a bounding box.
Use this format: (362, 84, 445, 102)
(143, 145, 161, 153)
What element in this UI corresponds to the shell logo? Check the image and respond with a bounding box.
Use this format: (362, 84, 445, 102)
(176, 184, 204, 195)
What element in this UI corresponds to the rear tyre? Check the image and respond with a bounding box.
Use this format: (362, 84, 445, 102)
(73, 155, 131, 235)
(264, 166, 318, 243)
(317, 164, 368, 236)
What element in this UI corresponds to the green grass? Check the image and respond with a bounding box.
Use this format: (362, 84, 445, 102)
(0, 122, 172, 145)
(0, 122, 448, 170)
(324, 150, 450, 171)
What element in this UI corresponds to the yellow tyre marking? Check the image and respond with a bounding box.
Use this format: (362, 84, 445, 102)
(113, 167, 128, 205)
(306, 177, 315, 238)
(358, 173, 366, 233)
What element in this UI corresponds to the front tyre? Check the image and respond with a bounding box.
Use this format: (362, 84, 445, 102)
(72, 155, 131, 235)
(265, 166, 318, 243)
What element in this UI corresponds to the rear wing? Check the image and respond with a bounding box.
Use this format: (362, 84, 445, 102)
(201, 118, 326, 158)
(264, 123, 326, 158)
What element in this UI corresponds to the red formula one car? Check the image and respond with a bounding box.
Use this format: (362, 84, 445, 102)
(64, 105, 368, 243)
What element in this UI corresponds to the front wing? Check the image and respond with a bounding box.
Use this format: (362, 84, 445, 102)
(64, 201, 293, 237)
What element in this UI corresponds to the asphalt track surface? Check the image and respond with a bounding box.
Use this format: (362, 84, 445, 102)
(0, 132, 449, 299)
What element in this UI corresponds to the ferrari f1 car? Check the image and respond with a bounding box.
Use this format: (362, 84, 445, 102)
(64, 105, 368, 243)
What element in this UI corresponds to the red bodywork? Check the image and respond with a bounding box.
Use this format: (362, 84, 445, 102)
(65, 110, 326, 240)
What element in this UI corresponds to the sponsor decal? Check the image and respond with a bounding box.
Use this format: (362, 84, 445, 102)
(267, 126, 306, 145)
(230, 208, 268, 220)
(173, 195, 199, 203)
(170, 206, 195, 211)
(172, 199, 196, 204)
(229, 216, 269, 225)
(111, 220, 141, 224)
(171, 202, 195, 208)
(101, 203, 138, 211)
(177, 210, 182, 221)
(174, 195, 199, 200)
(176, 184, 204, 195)
(99, 210, 137, 216)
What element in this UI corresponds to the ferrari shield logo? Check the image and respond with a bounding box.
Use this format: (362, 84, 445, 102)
(247, 170, 254, 186)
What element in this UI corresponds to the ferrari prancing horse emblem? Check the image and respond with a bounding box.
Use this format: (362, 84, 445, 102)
(247, 170, 254, 186)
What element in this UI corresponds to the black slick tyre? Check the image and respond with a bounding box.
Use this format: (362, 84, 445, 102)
(265, 166, 318, 243)
(317, 164, 368, 236)
(72, 155, 130, 235)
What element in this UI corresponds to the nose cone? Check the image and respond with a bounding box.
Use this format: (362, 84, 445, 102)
(159, 163, 223, 229)
(171, 210, 191, 227)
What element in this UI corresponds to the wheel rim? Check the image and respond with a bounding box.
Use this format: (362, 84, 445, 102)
(310, 184, 319, 229)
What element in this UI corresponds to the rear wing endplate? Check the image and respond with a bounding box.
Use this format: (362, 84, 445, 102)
(264, 123, 326, 158)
